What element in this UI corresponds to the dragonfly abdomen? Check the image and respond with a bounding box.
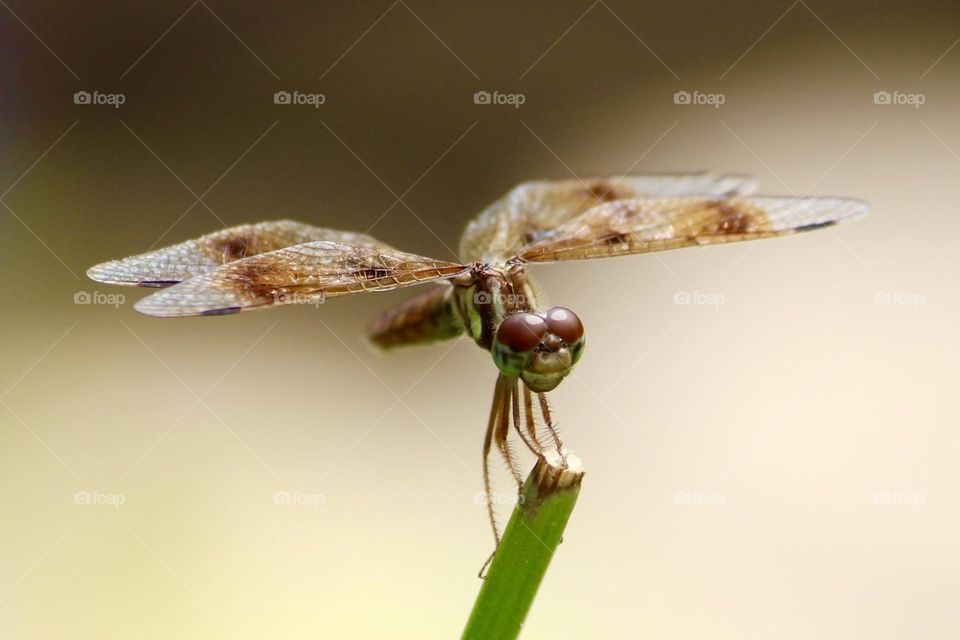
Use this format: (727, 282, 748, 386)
(368, 284, 464, 350)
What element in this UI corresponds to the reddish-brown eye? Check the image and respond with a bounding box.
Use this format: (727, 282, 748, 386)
(496, 313, 547, 351)
(545, 307, 584, 343)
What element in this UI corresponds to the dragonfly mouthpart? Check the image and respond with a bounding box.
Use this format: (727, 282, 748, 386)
(520, 347, 574, 392)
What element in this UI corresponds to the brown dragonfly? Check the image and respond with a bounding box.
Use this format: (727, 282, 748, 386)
(87, 172, 867, 544)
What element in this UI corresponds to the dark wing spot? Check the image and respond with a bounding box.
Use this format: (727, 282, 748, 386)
(714, 202, 753, 234)
(604, 233, 629, 246)
(139, 280, 180, 288)
(216, 236, 252, 262)
(227, 260, 292, 301)
(201, 307, 242, 316)
(583, 181, 619, 203)
(795, 220, 835, 233)
(357, 267, 393, 280)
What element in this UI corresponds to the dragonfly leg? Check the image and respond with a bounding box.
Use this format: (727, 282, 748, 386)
(512, 379, 541, 455)
(522, 384, 543, 452)
(482, 376, 505, 548)
(537, 392, 564, 454)
(495, 382, 524, 490)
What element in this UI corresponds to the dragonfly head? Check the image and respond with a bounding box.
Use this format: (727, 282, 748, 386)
(491, 307, 585, 392)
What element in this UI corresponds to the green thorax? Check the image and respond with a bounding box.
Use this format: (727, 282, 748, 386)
(451, 265, 541, 352)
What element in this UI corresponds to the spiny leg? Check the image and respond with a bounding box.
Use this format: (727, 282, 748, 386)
(537, 392, 564, 453)
(512, 378, 541, 455)
(482, 376, 506, 546)
(479, 376, 516, 578)
(495, 380, 524, 489)
(522, 384, 543, 452)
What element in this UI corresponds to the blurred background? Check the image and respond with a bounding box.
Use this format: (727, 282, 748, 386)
(2, 1, 959, 638)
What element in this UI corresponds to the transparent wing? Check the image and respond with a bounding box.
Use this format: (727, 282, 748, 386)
(87, 220, 396, 287)
(133, 241, 467, 317)
(517, 196, 868, 263)
(459, 173, 757, 264)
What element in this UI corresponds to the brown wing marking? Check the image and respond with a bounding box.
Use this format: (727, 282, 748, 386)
(133, 240, 467, 317)
(458, 173, 758, 264)
(517, 196, 869, 263)
(87, 220, 396, 287)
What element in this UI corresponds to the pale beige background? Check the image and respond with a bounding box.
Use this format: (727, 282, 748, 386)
(2, 1, 959, 638)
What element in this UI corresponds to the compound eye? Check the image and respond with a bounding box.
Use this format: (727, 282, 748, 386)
(496, 313, 547, 352)
(545, 307, 584, 343)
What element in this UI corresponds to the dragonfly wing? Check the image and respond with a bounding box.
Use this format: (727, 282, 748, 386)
(517, 196, 868, 263)
(459, 173, 757, 264)
(87, 220, 396, 287)
(133, 241, 468, 317)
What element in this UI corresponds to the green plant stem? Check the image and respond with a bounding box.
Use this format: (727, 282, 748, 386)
(462, 451, 584, 640)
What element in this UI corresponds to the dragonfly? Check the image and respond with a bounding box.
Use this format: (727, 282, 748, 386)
(87, 172, 867, 546)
